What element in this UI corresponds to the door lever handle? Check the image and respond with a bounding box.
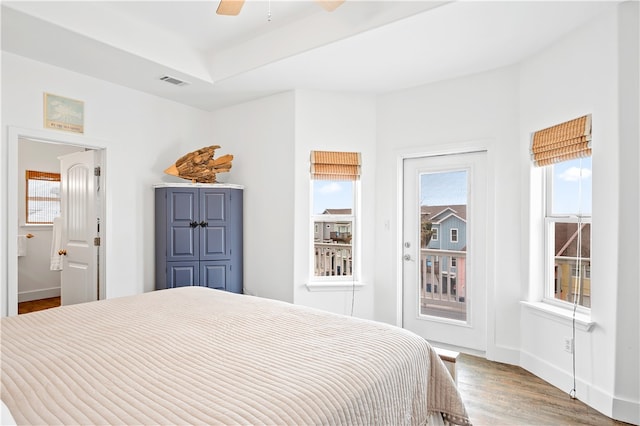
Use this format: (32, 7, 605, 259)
(58, 249, 67, 256)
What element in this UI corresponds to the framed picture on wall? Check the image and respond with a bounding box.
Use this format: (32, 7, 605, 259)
(43, 93, 84, 134)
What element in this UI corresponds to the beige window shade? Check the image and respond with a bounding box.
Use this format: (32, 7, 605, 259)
(310, 151, 361, 180)
(530, 114, 592, 167)
(26, 170, 60, 181)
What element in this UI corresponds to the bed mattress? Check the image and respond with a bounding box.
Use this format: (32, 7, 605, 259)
(1, 287, 470, 425)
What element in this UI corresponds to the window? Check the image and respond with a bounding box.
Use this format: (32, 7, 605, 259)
(451, 257, 457, 267)
(310, 151, 360, 281)
(450, 228, 458, 243)
(545, 158, 592, 308)
(26, 170, 61, 224)
(431, 227, 438, 241)
(531, 114, 592, 309)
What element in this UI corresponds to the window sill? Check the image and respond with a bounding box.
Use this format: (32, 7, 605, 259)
(305, 281, 365, 292)
(520, 301, 595, 332)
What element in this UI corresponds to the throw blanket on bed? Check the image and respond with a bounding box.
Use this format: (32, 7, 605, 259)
(1, 287, 470, 425)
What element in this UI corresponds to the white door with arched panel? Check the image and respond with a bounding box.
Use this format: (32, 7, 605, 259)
(402, 151, 487, 352)
(59, 150, 101, 306)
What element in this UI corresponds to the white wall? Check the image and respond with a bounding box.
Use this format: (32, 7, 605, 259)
(208, 92, 296, 303)
(519, 4, 638, 422)
(292, 90, 377, 319)
(613, 1, 639, 420)
(375, 66, 521, 361)
(519, 3, 618, 415)
(1, 2, 636, 422)
(17, 139, 84, 302)
(376, 3, 638, 422)
(207, 89, 378, 318)
(1, 52, 212, 315)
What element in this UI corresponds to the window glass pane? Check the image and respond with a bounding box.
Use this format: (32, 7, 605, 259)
(313, 180, 353, 214)
(419, 170, 467, 321)
(312, 180, 354, 278)
(26, 174, 61, 224)
(551, 222, 591, 308)
(313, 219, 353, 277)
(551, 157, 592, 215)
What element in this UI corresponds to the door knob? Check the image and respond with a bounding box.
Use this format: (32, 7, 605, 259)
(403, 254, 412, 261)
(58, 249, 67, 256)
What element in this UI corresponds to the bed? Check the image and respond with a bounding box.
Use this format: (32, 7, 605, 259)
(1, 287, 470, 425)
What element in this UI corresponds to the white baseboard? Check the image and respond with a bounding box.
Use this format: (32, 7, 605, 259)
(613, 397, 640, 425)
(486, 344, 520, 365)
(18, 287, 60, 303)
(520, 349, 639, 424)
(426, 340, 486, 358)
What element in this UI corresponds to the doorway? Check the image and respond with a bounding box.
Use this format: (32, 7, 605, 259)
(402, 151, 487, 352)
(7, 126, 106, 317)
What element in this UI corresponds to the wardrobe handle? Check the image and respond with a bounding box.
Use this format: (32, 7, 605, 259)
(58, 249, 67, 256)
(189, 221, 199, 228)
(199, 221, 208, 228)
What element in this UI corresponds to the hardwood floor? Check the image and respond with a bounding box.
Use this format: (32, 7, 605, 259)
(18, 297, 60, 314)
(456, 353, 631, 426)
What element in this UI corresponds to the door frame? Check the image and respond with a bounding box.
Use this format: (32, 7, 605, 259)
(6, 126, 107, 316)
(395, 140, 496, 355)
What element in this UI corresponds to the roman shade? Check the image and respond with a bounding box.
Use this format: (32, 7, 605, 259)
(26, 170, 59, 181)
(310, 150, 361, 180)
(530, 114, 592, 167)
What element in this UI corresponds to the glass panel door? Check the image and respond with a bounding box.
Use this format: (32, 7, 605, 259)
(402, 151, 487, 351)
(419, 170, 468, 321)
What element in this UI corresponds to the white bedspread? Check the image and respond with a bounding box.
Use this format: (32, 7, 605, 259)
(1, 287, 470, 425)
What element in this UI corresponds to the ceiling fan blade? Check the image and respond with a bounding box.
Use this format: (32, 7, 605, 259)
(315, 0, 345, 12)
(216, 0, 245, 16)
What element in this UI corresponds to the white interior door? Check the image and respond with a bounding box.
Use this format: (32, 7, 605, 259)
(402, 151, 487, 352)
(59, 150, 100, 305)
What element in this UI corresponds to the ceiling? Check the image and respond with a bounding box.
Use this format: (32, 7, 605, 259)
(1, 1, 618, 111)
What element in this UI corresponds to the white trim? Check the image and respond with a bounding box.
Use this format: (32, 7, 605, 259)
(305, 281, 365, 292)
(430, 206, 457, 218)
(395, 139, 495, 348)
(519, 348, 637, 423)
(153, 182, 244, 189)
(309, 179, 360, 284)
(6, 126, 108, 317)
(612, 397, 640, 425)
(520, 301, 594, 331)
(450, 227, 459, 243)
(432, 212, 466, 225)
(18, 287, 61, 303)
(543, 160, 592, 310)
(395, 154, 404, 327)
